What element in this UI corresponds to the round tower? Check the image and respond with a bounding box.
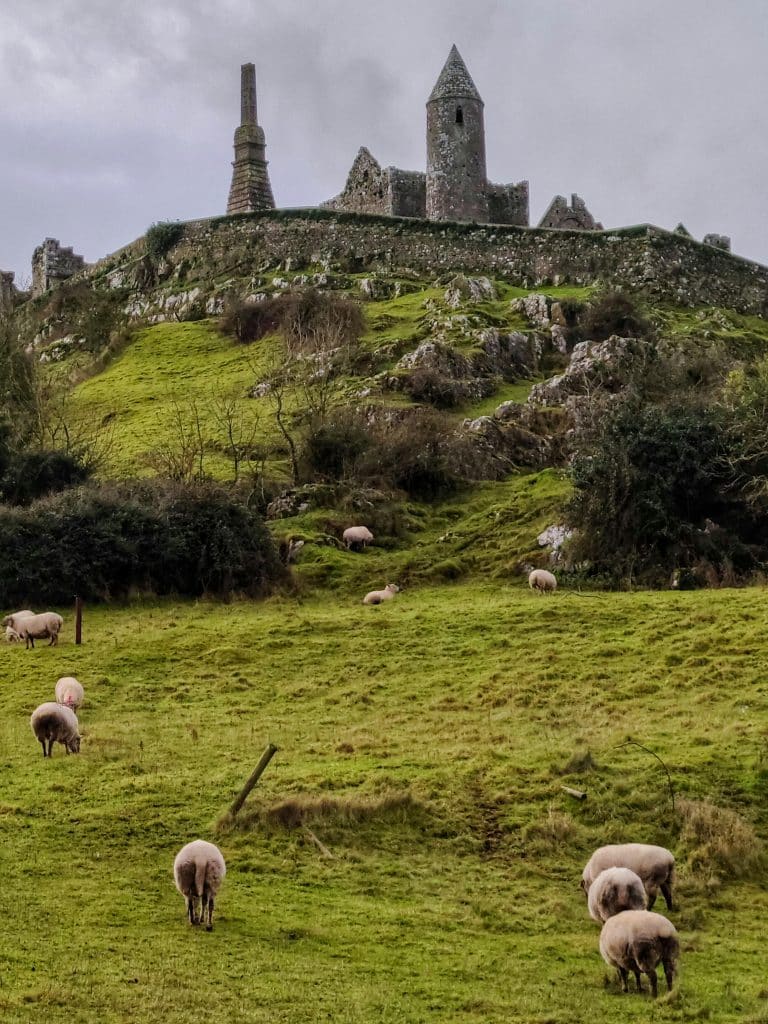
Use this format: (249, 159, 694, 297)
(426, 45, 488, 223)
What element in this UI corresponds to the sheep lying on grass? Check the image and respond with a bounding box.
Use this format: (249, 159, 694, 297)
(582, 843, 675, 911)
(173, 840, 226, 931)
(599, 910, 679, 996)
(55, 676, 84, 711)
(528, 569, 557, 593)
(362, 583, 400, 605)
(13, 612, 64, 649)
(587, 867, 646, 923)
(3, 609, 35, 643)
(30, 702, 81, 757)
(343, 526, 374, 551)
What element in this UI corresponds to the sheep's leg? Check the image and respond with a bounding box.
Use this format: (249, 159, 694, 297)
(206, 895, 215, 931)
(47, 738, 54, 757)
(632, 968, 643, 992)
(40, 738, 47, 757)
(662, 958, 675, 992)
(647, 969, 658, 998)
(186, 896, 196, 925)
(660, 881, 673, 910)
(616, 967, 629, 993)
(646, 888, 657, 910)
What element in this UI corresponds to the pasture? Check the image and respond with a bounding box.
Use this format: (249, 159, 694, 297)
(1, 583, 767, 1023)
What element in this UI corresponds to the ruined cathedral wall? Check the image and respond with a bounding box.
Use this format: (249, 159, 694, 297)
(487, 181, 530, 227)
(387, 170, 426, 218)
(89, 212, 768, 317)
(323, 150, 393, 216)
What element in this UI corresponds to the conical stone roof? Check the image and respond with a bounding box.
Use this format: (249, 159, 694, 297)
(428, 44, 483, 104)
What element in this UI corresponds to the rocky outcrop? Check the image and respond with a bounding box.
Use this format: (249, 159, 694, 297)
(528, 335, 651, 407)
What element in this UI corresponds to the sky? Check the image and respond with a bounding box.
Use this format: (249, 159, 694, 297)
(1, 0, 766, 283)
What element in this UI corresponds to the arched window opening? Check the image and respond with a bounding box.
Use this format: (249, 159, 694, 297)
(455, 106, 463, 125)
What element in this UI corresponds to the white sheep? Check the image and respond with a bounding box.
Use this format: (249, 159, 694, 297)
(3, 609, 35, 642)
(528, 568, 557, 593)
(343, 526, 374, 551)
(587, 867, 646, 923)
(12, 612, 64, 649)
(173, 840, 226, 931)
(30, 702, 81, 757)
(599, 910, 679, 996)
(581, 843, 675, 911)
(55, 676, 84, 711)
(362, 583, 400, 605)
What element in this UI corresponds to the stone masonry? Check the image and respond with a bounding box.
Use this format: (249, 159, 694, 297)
(226, 63, 275, 215)
(538, 194, 603, 231)
(325, 46, 530, 227)
(0, 270, 16, 313)
(31, 238, 86, 297)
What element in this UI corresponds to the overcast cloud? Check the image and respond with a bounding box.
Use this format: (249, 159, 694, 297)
(1, 0, 766, 282)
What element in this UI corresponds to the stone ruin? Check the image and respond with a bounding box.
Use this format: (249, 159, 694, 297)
(0, 270, 17, 314)
(703, 233, 731, 252)
(325, 45, 532, 228)
(31, 238, 86, 297)
(538, 194, 603, 231)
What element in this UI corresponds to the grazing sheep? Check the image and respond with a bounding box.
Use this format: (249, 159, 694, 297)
(599, 910, 679, 996)
(587, 867, 646, 923)
(12, 612, 64, 649)
(30, 702, 81, 757)
(528, 569, 557, 593)
(3, 609, 35, 642)
(362, 583, 400, 606)
(55, 676, 84, 711)
(173, 840, 226, 931)
(581, 843, 675, 911)
(343, 525, 374, 551)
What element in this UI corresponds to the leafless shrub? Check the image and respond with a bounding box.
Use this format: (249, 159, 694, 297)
(677, 798, 763, 879)
(237, 789, 421, 831)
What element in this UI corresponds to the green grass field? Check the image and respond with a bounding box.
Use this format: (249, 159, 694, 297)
(2, 581, 767, 1023)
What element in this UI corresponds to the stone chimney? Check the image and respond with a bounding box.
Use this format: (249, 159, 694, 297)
(226, 63, 275, 215)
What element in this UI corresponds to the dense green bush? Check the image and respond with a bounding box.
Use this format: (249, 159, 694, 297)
(145, 221, 185, 260)
(0, 481, 285, 605)
(0, 449, 89, 506)
(566, 400, 764, 582)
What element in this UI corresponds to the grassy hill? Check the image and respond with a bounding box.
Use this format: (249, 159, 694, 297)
(6, 239, 768, 1022)
(1, 585, 767, 1023)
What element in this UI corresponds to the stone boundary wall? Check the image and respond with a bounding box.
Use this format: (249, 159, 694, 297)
(92, 209, 768, 315)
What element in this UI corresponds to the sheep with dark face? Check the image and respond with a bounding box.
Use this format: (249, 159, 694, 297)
(173, 840, 226, 931)
(599, 910, 679, 996)
(30, 702, 81, 757)
(587, 867, 646, 923)
(582, 843, 675, 911)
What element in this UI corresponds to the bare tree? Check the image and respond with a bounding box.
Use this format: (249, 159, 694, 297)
(210, 392, 262, 483)
(146, 398, 208, 482)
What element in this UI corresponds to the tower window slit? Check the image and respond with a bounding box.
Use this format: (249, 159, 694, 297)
(455, 106, 463, 125)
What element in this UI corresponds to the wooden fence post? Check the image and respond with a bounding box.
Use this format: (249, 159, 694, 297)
(74, 596, 83, 646)
(229, 743, 279, 818)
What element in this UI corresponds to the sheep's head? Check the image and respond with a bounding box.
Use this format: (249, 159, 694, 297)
(67, 735, 81, 754)
(1, 615, 12, 627)
(385, 584, 401, 594)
